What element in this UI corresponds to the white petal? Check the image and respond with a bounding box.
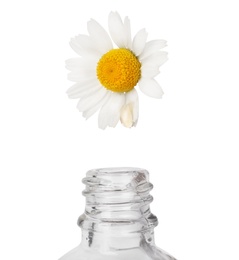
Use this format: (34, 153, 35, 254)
(108, 12, 128, 48)
(82, 91, 111, 119)
(66, 58, 96, 75)
(141, 65, 160, 78)
(140, 51, 168, 67)
(77, 87, 107, 112)
(67, 83, 101, 99)
(66, 56, 98, 82)
(65, 58, 82, 71)
(65, 57, 98, 71)
(120, 104, 133, 128)
(138, 78, 164, 98)
(87, 19, 113, 54)
(139, 40, 167, 60)
(132, 29, 148, 56)
(124, 16, 132, 49)
(98, 92, 125, 129)
(67, 79, 98, 94)
(67, 70, 95, 82)
(120, 89, 139, 128)
(67, 83, 83, 95)
(70, 34, 101, 58)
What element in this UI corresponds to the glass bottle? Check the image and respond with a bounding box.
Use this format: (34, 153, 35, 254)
(59, 167, 176, 260)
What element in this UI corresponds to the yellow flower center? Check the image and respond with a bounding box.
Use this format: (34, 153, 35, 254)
(96, 48, 141, 93)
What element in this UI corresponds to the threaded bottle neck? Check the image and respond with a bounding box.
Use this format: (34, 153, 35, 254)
(78, 168, 158, 234)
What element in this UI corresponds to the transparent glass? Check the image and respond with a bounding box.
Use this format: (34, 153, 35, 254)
(59, 167, 176, 260)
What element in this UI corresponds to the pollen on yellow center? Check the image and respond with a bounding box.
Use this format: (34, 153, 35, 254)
(96, 48, 141, 93)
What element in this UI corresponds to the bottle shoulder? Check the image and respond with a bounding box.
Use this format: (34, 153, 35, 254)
(59, 244, 176, 260)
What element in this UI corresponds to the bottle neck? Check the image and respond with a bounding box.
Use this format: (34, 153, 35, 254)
(78, 168, 158, 248)
(79, 228, 156, 250)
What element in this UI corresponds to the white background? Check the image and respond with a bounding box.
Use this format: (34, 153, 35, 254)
(0, 0, 239, 259)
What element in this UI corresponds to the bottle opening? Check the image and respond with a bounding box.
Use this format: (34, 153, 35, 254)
(79, 167, 158, 233)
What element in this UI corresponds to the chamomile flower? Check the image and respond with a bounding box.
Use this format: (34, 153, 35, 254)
(66, 12, 167, 129)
